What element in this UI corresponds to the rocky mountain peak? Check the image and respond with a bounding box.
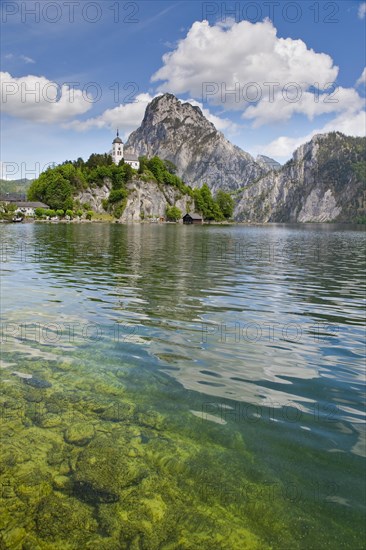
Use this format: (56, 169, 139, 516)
(126, 93, 264, 191)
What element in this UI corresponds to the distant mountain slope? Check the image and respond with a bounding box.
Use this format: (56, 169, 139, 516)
(0, 178, 32, 196)
(126, 93, 264, 193)
(235, 132, 366, 222)
(256, 155, 281, 171)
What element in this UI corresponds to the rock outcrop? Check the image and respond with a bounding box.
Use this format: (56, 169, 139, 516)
(234, 133, 366, 222)
(77, 178, 192, 222)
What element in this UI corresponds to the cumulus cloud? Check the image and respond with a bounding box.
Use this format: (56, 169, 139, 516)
(356, 67, 366, 87)
(243, 86, 364, 127)
(151, 19, 365, 126)
(261, 110, 366, 159)
(0, 72, 92, 123)
(64, 93, 155, 136)
(358, 2, 366, 19)
(65, 93, 237, 138)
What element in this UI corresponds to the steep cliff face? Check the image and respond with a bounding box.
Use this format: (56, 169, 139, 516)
(125, 94, 264, 193)
(77, 178, 192, 222)
(121, 180, 191, 222)
(235, 133, 366, 222)
(256, 155, 281, 172)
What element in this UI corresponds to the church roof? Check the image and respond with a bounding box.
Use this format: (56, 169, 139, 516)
(112, 130, 123, 144)
(124, 153, 139, 161)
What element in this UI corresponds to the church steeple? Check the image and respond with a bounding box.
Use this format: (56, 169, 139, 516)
(112, 129, 123, 144)
(111, 129, 123, 164)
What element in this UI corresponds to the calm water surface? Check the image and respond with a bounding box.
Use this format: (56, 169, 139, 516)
(0, 223, 365, 549)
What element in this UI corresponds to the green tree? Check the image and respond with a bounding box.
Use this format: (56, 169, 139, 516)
(86, 211, 93, 220)
(56, 209, 64, 217)
(109, 189, 127, 203)
(194, 183, 224, 221)
(28, 170, 73, 211)
(122, 163, 134, 182)
(85, 153, 113, 169)
(35, 207, 46, 218)
(166, 205, 182, 221)
(163, 159, 177, 174)
(147, 156, 166, 183)
(216, 190, 234, 219)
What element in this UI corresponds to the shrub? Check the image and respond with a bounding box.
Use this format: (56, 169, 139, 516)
(109, 189, 127, 203)
(35, 208, 46, 218)
(166, 205, 182, 222)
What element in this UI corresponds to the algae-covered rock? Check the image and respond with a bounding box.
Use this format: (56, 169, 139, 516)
(98, 400, 135, 423)
(39, 413, 63, 429)
(0, 527, 26, 549)
(23, 378, 52, 389)
(73, 436, 146, 504)
(35, 494, 97, 542)
(134, 409, 165, 431)
(64, 423, 95, 446)
(52, 475, 72, 493)
(118, 489, 175, 550)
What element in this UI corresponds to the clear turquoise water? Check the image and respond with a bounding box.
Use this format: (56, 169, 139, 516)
(0, 223, 365, 549)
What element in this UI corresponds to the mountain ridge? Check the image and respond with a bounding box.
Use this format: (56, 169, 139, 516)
(126, 93, 265, 192)
(126, 94, 365, 222)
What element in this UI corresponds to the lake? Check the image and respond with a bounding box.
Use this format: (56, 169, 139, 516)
(0, 223, 365, 549)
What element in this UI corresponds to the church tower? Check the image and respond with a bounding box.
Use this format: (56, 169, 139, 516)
(111, 130, 123, 165)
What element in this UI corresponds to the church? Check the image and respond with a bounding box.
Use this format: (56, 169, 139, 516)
(110, 130, 140, 170)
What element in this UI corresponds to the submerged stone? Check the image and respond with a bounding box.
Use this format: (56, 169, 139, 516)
(73, 480, 119, 504)
(64, 422, 95, 446)
(23, 377, 52, 389)
(35, 494, 97, 542)
(73, 436, 146, 505)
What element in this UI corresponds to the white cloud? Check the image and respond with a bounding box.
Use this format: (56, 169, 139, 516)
(20, 55, 35, 64)
(64, 93, 155, 137)
(152, 20, 338, 98)
(4, 53, 35, 64)
(358, 2, 366, 19)
(243, 86, 364, 127)
(65, 92, 237, 139)
(356, 67, 366, 87)
(151, 18, 366, 128)
(261, 110, 366, 159)
(0, 72, 92, 123)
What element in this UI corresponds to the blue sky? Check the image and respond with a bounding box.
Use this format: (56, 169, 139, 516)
(1, 0, 365, 179)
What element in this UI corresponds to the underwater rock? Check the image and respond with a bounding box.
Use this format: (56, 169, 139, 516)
(39, 414, 63, 429)
(134, 410, 165, 431)
(64, 423, 95, 446)
(11, 371, 32, 379)
(98, 401, 135, 423)
(53, 475, 72, 493)
(73, 480, 119, 504)
(23, 377, 52, 389)
(35, 494, 97, 542)
(73, 436, 146, 505)
(0, 527, 27, 548)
